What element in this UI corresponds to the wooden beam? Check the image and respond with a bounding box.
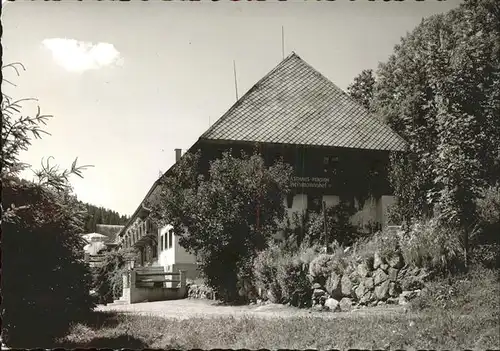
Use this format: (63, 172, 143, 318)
(137, 279, 180, 284)
(136, 272, 181, 277)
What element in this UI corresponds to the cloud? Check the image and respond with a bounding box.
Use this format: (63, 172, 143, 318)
(42, 38, 123, 72)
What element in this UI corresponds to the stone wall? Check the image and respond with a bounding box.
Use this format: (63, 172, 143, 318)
(310, 253, 433, 312)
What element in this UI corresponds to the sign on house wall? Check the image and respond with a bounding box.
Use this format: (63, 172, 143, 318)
(291, 176, 332, 189)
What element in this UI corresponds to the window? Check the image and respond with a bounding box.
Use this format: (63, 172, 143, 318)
(161, 235, 164, 251)
(307, 195, 322, 213)
(168, 230, 173, 249)
(152, 243, 157, 258)
(286, 193, 294, 209)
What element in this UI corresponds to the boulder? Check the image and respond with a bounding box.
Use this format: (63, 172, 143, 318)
(312, 283, 323, 290)
(373, 252, 384, 269)
(386, 297, 399, 305)
(380, 263, 390, 272)
(325, 272, 343, 300)
(397, 266, 408, 281)
(324, 297, 341, 312)
(373, 269, 389, 286)
(357, 262, 371, 277)
(364, 277, 374, 290)
(388, 254, 405, 269)
(374, 280, 390, 300)
(341, 274, 353, 297)
(313, 288, 326, 298)
(388, 267, 399, 282)
(359, 291, 372, 305)
(339, 297, 353, 312)
(398, 295, 409, 305)
(349, 271, 362, 285)
(354, 282, 367, 301)
(401, 275, 425, 291)
(389, 282, 402, 297)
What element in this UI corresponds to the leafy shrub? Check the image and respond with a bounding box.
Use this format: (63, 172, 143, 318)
(352, 228, 401, 263)
(253, 243, 283, 303)
(469, 243, 500, 269)
(476, 185, 500, 226)
(92, 248, 136, 304)
(308, 245, 351, 282)
(303, 201, 361, 247)
(400, 219, 463, 272)
(253, 242, 318, 307)
(276, 252, 311, 307)
(308, 254, 336, 284)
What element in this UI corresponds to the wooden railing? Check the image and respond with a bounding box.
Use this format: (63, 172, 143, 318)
(124, 269, 186, 289)
(124, 219, 159, 248)
(136, 271, 182, 288)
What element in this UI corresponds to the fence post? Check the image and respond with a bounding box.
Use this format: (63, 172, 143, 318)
(123, 270, 131, 289)
(130, 269, 137, 289)
(179, 270, 186, 289)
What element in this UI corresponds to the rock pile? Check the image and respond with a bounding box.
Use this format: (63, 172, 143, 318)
(310, 253, 430, 311)
(187, 284, 215, 300)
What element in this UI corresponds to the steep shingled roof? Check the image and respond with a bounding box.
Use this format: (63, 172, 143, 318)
(200, 53, 407, 151)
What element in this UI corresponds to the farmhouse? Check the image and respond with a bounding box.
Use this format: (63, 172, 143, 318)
(116, 52, 407, 289)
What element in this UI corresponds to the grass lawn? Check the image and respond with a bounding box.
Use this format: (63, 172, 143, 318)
(58, 308, 499, 350)
(58, 266, 499, 350)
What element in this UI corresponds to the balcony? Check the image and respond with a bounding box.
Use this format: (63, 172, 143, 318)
(132, 218, 158, 248)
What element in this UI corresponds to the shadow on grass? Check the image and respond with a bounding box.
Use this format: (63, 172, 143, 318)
(84, 310, 123, 329)
(61, 334, 148, 349)
(54, 310, 149, 349)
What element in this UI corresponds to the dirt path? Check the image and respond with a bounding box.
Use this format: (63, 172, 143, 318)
(96, 299, 407, 320)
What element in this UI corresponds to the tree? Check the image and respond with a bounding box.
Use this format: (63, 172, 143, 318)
(92, 247, 137, 304)
(366, 0, 500, 235)
(150, 151, 293, 302)
(1, 63, 95, 347)
(347, 69, 376, 111)
(82, 203, 129, 233)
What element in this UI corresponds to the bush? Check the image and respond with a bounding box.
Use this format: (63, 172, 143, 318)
(399, 219, 464, 273)
(275, 252, 311, 307)
(469, 243, 500, 270)
(352, 228, 401, 263)
(308, 247, 350, 281)
(2, 178, 95, 347)
(471, 185, 500, 268)
(302, 201, 361, 248)
(253, 242, 318, 306)
(476, 185, 500, 226)
(92, 248, 136, 304)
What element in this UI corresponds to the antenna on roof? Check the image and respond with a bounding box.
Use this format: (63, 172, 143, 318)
(281, 25, 285, 60)
(233, 60, 239, 101)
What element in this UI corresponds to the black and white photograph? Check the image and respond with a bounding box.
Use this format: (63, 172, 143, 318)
(1, 0, 499, 349)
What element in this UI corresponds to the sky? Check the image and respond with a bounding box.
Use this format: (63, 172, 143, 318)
(2, 0, 462, 216)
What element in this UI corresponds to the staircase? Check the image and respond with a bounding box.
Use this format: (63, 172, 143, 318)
(107, 266, 168, 305)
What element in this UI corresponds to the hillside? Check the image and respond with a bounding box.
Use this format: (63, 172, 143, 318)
(82, 203, 129, 233)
